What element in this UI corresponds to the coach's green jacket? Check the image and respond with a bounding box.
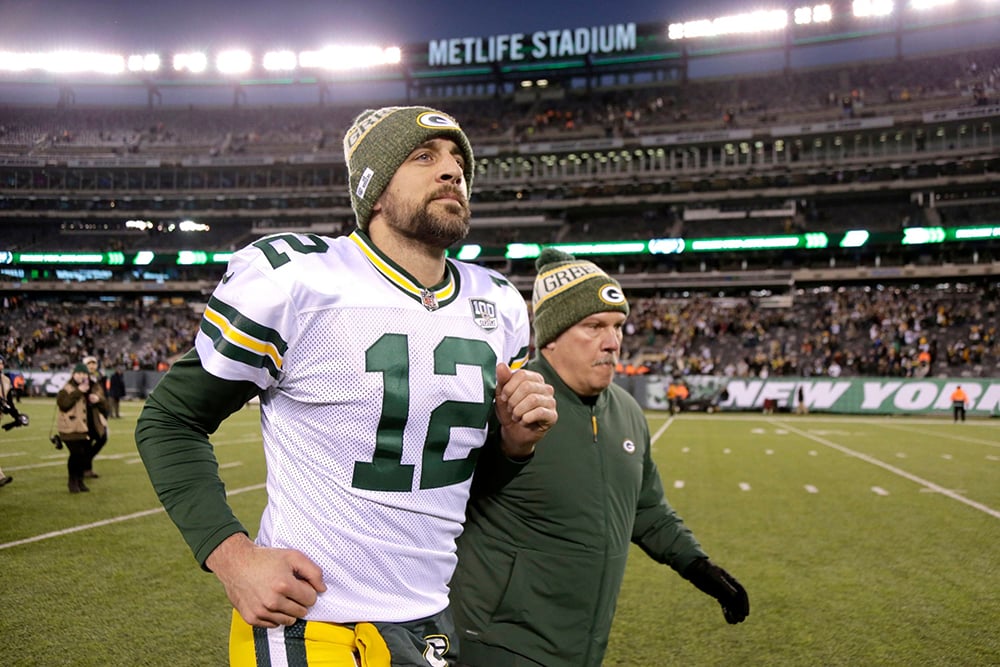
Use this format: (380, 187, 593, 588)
(451, 354, 708, 667)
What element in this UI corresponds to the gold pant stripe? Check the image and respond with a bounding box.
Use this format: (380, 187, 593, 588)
(229, 610, 391, 667)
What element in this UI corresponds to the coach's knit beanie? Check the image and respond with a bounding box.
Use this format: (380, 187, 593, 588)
(342, 106, 475, 230)
(531, 248, 630, 348)
(72, 363, 88, 374)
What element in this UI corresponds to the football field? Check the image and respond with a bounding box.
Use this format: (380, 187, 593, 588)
(1, 398, 997, 665)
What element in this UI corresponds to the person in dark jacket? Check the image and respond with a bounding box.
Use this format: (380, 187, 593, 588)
(81, 355, 109, 478)
(451, 248, 749, 667)
(107, 366, 126, 419)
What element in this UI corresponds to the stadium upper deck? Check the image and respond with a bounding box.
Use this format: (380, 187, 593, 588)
(0, 11, 998, 296)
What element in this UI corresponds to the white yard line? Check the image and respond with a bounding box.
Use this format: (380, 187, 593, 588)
(0, 483, 266, 551)
(649, 415, 674, 448)
(775, 420, 1000, 520)
(873, 421, 1000, 448)
(6, 451, 141, 472)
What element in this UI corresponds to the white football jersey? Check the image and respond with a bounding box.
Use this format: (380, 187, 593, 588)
(194, 230, 530, 623)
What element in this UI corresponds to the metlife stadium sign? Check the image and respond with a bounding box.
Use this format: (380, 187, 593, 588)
(427, 23, 637, 66)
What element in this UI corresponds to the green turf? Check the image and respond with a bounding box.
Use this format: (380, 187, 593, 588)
(1, 400, 997, 665)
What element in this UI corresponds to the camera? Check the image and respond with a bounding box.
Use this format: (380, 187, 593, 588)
(1, 400, 29, 431)
(50, 434, 63, 449)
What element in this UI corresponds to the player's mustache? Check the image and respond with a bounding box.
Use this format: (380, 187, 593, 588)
(429, 186, 468, 205)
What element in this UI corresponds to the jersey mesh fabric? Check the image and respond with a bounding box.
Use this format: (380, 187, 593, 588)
(194, 232, 529, 622)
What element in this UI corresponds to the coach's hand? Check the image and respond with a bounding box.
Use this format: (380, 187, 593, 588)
(682, 558, 750, 624)
(206, 533, 327, 628)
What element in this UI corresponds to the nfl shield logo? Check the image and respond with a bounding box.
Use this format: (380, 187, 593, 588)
(420, 288, 439, 311)
(470, 299, 498, 331)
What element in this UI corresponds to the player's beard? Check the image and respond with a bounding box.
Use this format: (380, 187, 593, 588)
(380, 186, 471, 250)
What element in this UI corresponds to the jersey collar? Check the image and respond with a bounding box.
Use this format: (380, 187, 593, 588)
(349, 229, 461, 311)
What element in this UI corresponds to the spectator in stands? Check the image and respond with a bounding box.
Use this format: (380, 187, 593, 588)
(134, 105, 557, 665)
(452, 248, 748, 667)
(56, 363, 108, 493)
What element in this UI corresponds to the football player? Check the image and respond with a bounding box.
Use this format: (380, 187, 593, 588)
(136, 106, 557, 666)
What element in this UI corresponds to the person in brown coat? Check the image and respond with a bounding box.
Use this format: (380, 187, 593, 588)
(57, 363, 108, 493)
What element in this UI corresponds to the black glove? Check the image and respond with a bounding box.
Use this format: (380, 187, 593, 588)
(682, 558, 750, 624)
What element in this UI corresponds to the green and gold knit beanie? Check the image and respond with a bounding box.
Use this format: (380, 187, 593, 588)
(531, 248, 630, 348)
(342, 106, 475, 230)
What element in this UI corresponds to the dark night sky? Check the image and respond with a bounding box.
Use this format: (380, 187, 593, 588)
(0, 0, 743, 51)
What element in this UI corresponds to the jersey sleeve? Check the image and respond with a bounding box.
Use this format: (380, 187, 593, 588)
(491, 269, 530, 370)
(195, 237, 300, 389)
(135, 349, 259, 568)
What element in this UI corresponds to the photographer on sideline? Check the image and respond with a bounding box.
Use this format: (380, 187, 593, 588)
(82, 355, 109, 477)
(57, 363, 109, 493)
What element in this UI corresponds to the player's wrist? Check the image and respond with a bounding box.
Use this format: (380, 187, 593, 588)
(499, 433, 535, 460)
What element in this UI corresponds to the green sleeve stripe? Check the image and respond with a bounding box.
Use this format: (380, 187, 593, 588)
(509, 345, 530, 370)
(207, 295, 289, 356)
(200, 318, 282, 379)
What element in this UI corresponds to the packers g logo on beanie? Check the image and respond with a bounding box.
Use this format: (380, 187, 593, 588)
(343, 106, 475, 230)
(531, 247, 630, 348)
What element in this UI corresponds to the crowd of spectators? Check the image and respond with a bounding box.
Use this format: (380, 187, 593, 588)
(0, 295, 200, 376)
(622, 283, 1000, 380)
(1, 46, 996, 160)
(2, 283, 997, 381)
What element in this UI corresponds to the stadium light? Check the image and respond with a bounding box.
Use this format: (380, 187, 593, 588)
(794, 4, 834, 24)
(853, 0, 895, 18)
(298, 45, 402, 70)
(262, 50, 298, 71)
(216, 49, 253, 74)
(127, 53, 160, 73)
(0, 50, 125, 74)
(668, 10, 788, 39)
(173, 51, 208, 73)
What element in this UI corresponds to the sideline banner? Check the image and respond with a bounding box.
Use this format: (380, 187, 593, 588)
(639, 375, 1000, 416)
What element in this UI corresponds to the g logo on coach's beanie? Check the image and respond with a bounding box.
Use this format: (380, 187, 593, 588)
(342, 106, 475, 230)
(531, 248, 630, 348)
